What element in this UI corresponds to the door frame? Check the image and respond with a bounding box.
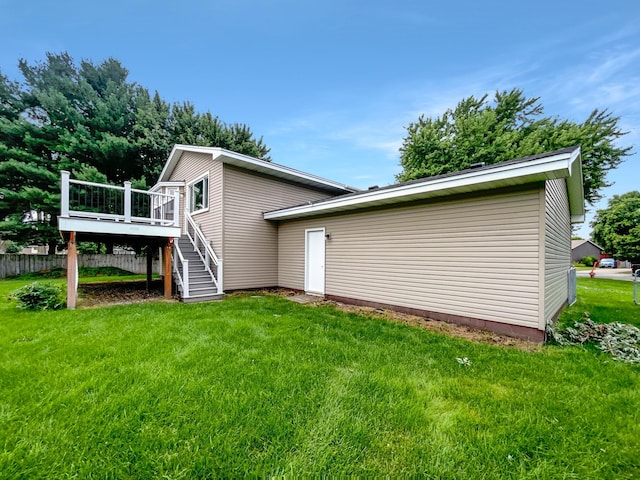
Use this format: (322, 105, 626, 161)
(304, 227, 326, 294)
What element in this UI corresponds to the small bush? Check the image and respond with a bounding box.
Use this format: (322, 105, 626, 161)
(8, 267, 67, 280)
(580, 256, 597, 267)
(9, 282, 64, 311)
(79, 266, 133, 277)
(4, 241, 21, 254)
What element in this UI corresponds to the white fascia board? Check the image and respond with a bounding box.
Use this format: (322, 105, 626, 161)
(157, 144, 187, 182)
(158, 144, 218, 183)
(58, 217, 181, 238)
(214, 150, 357, 192)
(565, 148, 585, 224)
(265, 149, 582, 220)
(158, 145, 355, 193)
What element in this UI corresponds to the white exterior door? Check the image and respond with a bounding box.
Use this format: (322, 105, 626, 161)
(305, 228, 325, 294)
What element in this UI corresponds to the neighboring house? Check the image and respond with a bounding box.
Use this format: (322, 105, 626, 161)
(571, 239, 603, 263)
(0, 241, 49, 255)
(20, 245, 49, 255)
(59, 145, 584, 341)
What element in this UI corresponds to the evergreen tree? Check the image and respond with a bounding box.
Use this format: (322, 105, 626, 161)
(0, 66, 61, 251)
(169, 103, 270, 160)
(134, 90, 172, 181)
(0, 51, 271, 249)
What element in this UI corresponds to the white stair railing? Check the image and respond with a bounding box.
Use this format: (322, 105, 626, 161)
(184, 212, 223, 294)
(173, 242, 189, 298)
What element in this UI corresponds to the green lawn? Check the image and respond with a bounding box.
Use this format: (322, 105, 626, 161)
(0, 278, 639, 478)
(558, 277, 639, 328)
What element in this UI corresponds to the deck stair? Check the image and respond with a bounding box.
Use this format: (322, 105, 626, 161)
(174, 236, 223, 303)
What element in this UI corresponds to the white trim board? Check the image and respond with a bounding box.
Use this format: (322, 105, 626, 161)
(158, 145, 357, 194)
(58, 217, 181, 238)
(304, 227, 326, 295)
(265, 147, 584, 222)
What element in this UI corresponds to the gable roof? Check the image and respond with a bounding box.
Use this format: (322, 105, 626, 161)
(157, 145, 357, 194)
(571, 239, 602, 250)
(264, 147, 585, 223)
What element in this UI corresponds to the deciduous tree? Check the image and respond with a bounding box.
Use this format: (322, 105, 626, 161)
(398, 89, 631, 205)
(591, 191, 640, 264)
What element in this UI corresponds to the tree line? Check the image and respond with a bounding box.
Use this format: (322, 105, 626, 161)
(0, 52, 269, 250)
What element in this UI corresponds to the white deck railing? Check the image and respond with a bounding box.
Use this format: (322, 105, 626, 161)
(60, 171, 179, 227)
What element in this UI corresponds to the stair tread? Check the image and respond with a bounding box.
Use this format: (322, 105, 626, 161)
(174, 236, 222, 303)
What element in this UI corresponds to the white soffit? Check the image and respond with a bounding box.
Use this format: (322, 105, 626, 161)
(158, 145, 356, 194)
(265, 147, 585, 221)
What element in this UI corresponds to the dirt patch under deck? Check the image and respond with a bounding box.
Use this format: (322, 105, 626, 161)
(77, 280, 171, 308)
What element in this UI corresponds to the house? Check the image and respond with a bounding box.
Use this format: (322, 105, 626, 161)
(59, 145, 584, 341)
(571, 239, 603, 264)
(153, 146, 356, 297)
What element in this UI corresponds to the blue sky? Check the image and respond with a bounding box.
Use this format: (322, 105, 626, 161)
(1, 0, 638, 239)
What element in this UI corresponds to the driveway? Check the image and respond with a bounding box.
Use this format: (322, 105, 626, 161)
(576, 268, 638, 282)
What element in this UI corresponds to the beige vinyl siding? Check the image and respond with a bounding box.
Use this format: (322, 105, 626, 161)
(167, 151, 223, 256)
(544, 178, 571, 324)
(278, 187, 543, 328)
(222, 165, 336, 290)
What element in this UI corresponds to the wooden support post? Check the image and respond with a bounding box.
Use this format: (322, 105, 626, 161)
(146, 245, 153, 292)
(67, 231, 78, 309)
(164, 238, 173, 299)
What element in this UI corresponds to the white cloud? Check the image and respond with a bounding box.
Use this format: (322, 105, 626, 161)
(586, 47, 640, 84)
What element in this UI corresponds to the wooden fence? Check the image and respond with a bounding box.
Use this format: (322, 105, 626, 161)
(0, 254, 161, 278)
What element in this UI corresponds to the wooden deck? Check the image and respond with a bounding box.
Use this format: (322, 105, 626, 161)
(58, 171, 180, 308)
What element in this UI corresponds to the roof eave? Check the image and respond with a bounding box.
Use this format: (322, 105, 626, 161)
(149, 180, 186, 192)
(157, 145, 356, 194)
(213, 149, 358, 193)
(566, 147, 585, 224)
(264, 148, 585, 221)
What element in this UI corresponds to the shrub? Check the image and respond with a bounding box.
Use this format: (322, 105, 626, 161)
(580, 256, 598, 267)
(78, 266, 133, 277)
(9, 282, 64, 311)
(4, 241, 21, 254)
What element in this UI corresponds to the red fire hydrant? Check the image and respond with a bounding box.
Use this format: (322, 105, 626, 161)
(589, 261, 598, 278)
